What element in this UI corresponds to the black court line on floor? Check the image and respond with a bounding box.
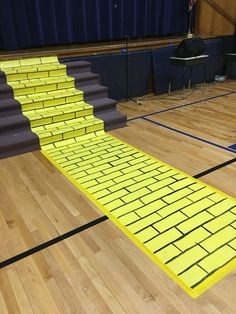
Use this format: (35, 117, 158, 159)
(128, 90, 236, 122)
(0, 156, 235, 269)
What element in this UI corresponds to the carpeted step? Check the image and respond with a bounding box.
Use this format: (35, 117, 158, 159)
(63, 60, 91, 75)
(25, 102, 93, 127)
(88, 97, 117, 113)
(16, 88, 83, 111)
(0, 98, 21, 117)
(72, 72, 100, 87)
(0, 114, 30, 135)
(33, 116, 104, 146)
(95, 109, 127, 131)
(80, 84, 108, 101)
(0, 130, 39, 159)
(0, 83, 13, 99)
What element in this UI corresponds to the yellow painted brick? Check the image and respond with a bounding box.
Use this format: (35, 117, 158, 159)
(109, 179, 136, 193)
(141, 187, 172, 205)
(231, 207, 236, 214)
(141, 163, 163, 173)
(178, 211, 213, 234)
(82, 180, 98, 189)
(14, 87, 35, 96)
(201, 226, 236, 252)
(97, 170, 123, 184)
(208, 193, 225, 203)
(207, 199, 236, 216)
(154, 169, 179, 180)
(149, 177, 176, 192)
(0, 60, 20, 68)
(28, 71, 49, 79)
(122, 187, 150, 204)
(86, 124, 103, 133)
(31, 117, 52, 127)
(88, 180, 114, 194)
(103, 162, 130, 175)
(99, 189, 128, 205)
(35, 84, 57, 93)
(156, 244, 181, 263)
(20, 58, 41, 66)
(145, 228, 182, 252)
(163, 187, 193, 204)
(114, 170, 143, 184)
(134, 170, 161, 182)
(111, 155, 134, 166)
(129, 156, 149, 165)
(175, 227, 210, 251)
(54, 138, 76, 147)
(40, 134, 62, 145)
(135, 199, 166, 218)
(76, 109, 93, 117)
(127, 213, 162, 234)
(64, 164, 78, 172)
(204, 212, 236, 233)
(49, 69, 67, 77)
(127, 178, 156, 192)
(199, 246, 236, 273)
(41, 56, 59, 64)
(229, 239, 236, 250)
(53, 112, 75, 122)
(187, 188, 213, 202)
(169, 178, 195, 191)
(93, 189, 110, 199)
(136, 227, 159, 243)
(79, 171, 106, 184)
(87, 163, 112, 174)
(111, 200, 144, 218)
(154, 212, 187, 233)
(181, 198, 215, 217)
(122, 162, 148, 174)
(179, 265, 207, 288)
(44, 98, 65, 108)
(63, 129, 85, 139)
(58, 81, 74, 89)
(158, 198, 192, 218)
(119, 212, 140, 226)
(93, 156, 118, 167)
(7, 73, 28, 81)
(167, 245, 207, 275)
(106, 199, 125, 211)
(66, 95, 84, 103)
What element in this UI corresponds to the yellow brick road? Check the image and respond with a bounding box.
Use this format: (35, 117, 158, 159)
(1, 57, 236, 298)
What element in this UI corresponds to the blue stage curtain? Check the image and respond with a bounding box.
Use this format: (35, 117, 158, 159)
(0, 0, 190, 50)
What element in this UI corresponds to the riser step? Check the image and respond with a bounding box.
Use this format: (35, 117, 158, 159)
(33, 117, 104, 146)
(16, 89, 84, 111)
(25, 103, 93, 127)
(0, 99, 21, 116)
(0, 114, 30, 134)
(0, 72, 100, 98)
(0, 131, 39, 159)
(81, 84, 108, 101)
(95, 110, 127, 130)
(88, 97, 117, 113)
(62, 60, 91, 74)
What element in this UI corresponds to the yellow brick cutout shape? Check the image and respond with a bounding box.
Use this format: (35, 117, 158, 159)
(1, 57, 236, 299)
(41, 133, 236, 299)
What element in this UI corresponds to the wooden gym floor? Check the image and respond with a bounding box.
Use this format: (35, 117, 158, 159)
(0, 80, 236, 313)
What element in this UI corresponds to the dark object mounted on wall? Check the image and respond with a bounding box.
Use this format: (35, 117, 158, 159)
(175, 37, 206, 58)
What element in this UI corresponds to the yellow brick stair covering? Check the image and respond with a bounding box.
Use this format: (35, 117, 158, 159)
(1, 57, 236, 298)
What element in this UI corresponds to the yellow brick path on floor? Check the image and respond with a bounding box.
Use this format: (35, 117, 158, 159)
(1, 57, 236, 298)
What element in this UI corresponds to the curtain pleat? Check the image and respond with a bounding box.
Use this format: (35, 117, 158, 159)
(0, 0, 190, 50)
